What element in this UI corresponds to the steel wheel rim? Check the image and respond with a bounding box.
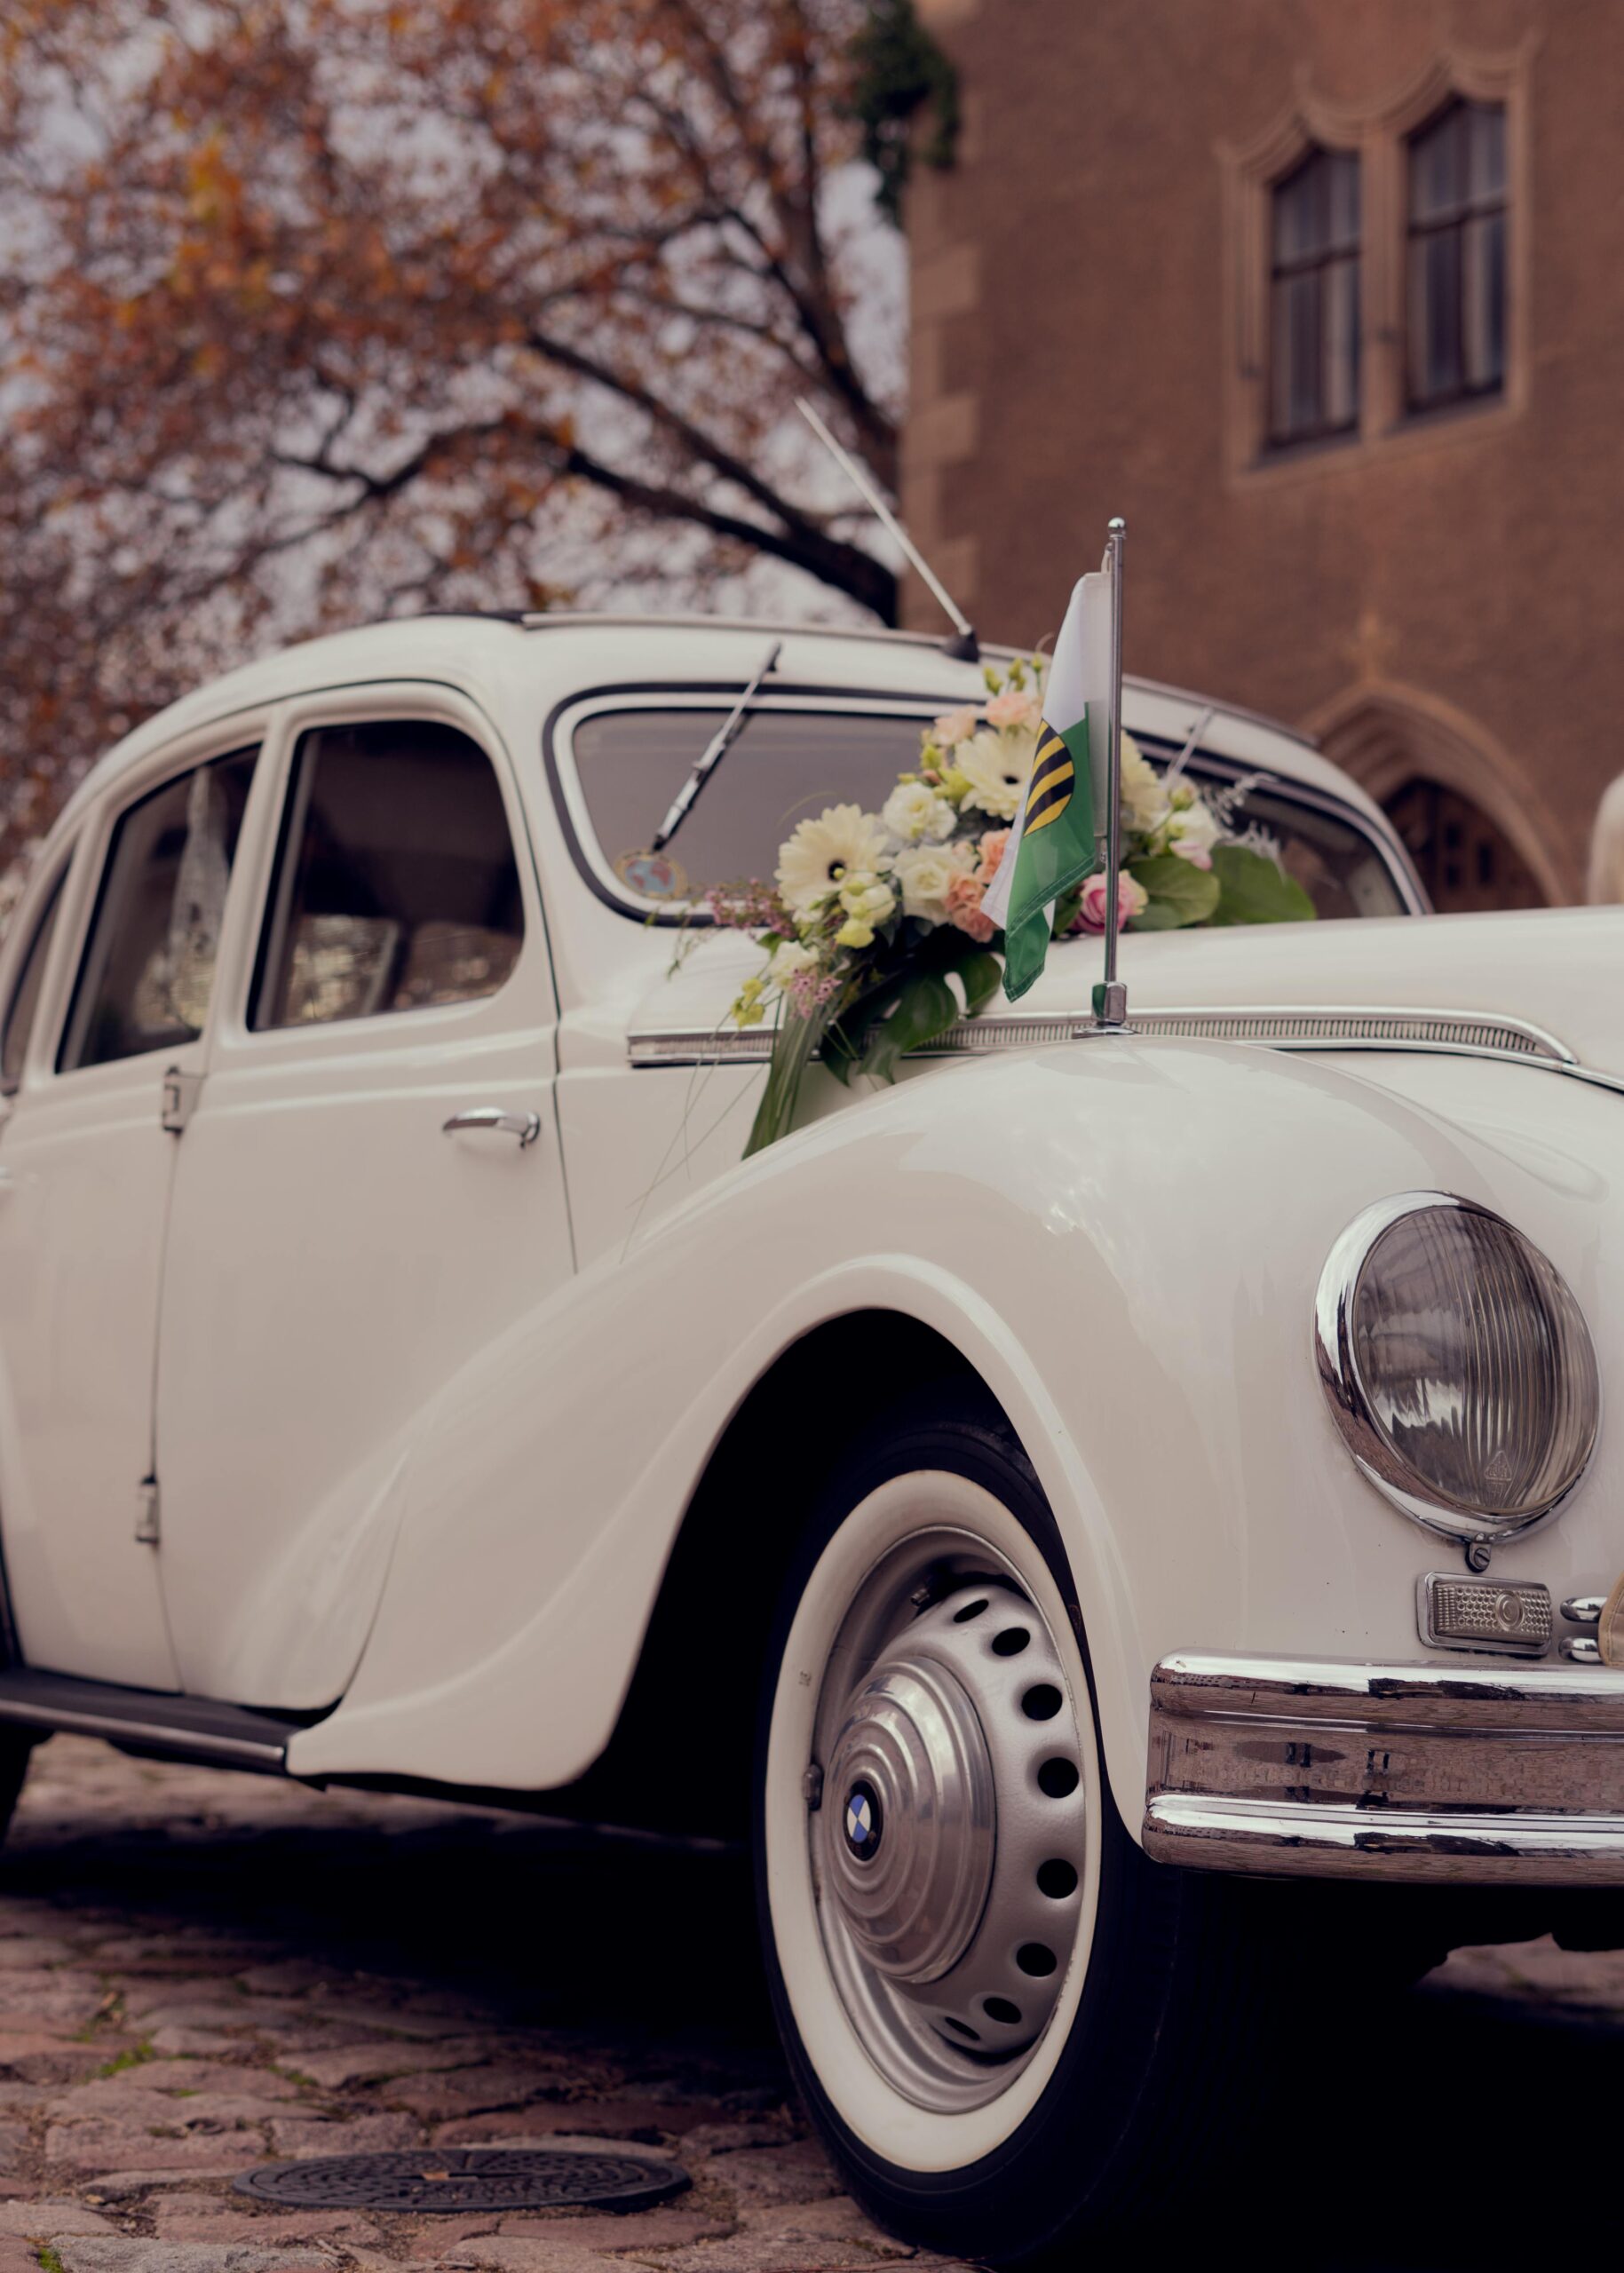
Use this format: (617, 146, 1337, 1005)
(807, 1520, 1090, 2115)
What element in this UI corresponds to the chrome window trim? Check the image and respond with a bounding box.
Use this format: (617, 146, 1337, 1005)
(1313, 1190, 1602, 1546)
(629, 1002, 1579, 1070)
(1145, 1652, 1624, 1885)
(545, 688, 1422, 924)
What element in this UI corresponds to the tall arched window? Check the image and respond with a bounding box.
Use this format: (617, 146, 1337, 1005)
(1407, 99, 1508, 410)
(1269, 146, 1360, 446)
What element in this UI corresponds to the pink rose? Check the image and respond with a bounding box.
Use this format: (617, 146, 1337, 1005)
(984, 688, 1041, 732)
(945, 870, 996, 942)
(931, 706, 979, 748)
(1074, 870, 1148, 933)
(977, 828, 1010, 879)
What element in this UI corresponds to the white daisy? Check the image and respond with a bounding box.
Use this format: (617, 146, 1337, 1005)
(776, 805, 892, 915)
(957, 726, 1037, 821)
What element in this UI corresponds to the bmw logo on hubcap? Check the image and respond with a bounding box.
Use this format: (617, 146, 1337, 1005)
(844, 1780, 883, 1861)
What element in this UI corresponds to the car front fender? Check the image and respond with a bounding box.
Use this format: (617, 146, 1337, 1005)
(288, 1038, 1621, 1838)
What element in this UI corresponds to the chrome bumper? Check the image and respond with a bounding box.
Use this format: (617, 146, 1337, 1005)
(1144, 1653, 1624, 1884)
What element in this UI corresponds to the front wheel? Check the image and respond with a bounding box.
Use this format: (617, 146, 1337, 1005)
(754, 1398, 1270, 2266)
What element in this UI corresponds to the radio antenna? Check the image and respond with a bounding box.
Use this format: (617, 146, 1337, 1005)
(796, 398, 979, 663)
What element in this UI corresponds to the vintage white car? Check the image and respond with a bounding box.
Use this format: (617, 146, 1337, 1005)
(0, 611, 1616, 2260)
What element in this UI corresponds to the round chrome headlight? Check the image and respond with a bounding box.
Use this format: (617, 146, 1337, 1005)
(1316, 1192, 1601, 1543)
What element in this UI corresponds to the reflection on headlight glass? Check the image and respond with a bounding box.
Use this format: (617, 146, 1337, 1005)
(1351, 1206, 1599, 1519)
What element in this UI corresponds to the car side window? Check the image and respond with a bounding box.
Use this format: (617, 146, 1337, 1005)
(251, 719, 524, 1032)
(59, 748, 259, 1073)
(0, 867, 67, 1095)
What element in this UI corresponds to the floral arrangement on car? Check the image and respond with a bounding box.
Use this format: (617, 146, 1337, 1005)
(708, 660, 1314, 1155)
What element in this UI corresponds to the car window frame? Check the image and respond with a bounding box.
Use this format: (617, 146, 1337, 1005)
(56, 742, 264, 1079)
(0, 851, 74, 1100)
(543, 685, 1429, 926)
(231, 684, 548, 1053)
(44, 717, 278, 1087)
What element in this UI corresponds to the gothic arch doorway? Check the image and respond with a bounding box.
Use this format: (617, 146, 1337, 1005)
(1308, 682, 1565, 911)
(1384, 780, 1543, 912)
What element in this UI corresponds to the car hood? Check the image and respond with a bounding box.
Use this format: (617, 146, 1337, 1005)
(634, 905, 1621, 1083)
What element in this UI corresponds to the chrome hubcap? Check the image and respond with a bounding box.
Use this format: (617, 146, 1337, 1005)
(809, 1530, 1089, 2114)
(826, 1655, 995, 1982)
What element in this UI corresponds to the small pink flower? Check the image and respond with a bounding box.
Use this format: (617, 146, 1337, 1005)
(984, 688, 1041, 732)
(1074, 870, 1148, 934)
(976, 828, 1010, 880)
(931, 706, 979, 748)
(945, 870, 996, 942)
(1170, 841, 1213, 869)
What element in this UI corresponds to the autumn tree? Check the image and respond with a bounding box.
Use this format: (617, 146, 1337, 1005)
(0, 0, 955, 867)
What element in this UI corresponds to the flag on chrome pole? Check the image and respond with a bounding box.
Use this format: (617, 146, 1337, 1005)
(980, 566, 1114, 1000)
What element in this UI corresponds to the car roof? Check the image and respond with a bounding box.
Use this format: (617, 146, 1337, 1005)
(53, 609, 1374, 833)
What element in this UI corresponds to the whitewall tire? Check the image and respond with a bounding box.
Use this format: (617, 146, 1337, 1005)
(752, 1390, 1268, 2265)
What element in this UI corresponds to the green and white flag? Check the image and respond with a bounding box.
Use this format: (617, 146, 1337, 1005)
(980, 570, 1113, 1000)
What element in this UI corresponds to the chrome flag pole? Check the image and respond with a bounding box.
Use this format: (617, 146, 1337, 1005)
(1089, 517, 1132, 1032)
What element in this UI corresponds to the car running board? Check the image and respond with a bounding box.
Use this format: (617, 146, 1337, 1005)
(0, 1667, 295, 1775)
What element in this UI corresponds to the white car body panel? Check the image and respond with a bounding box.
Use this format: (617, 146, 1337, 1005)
(150, 684, 574, 1708)
(0, 613, 1613, 1851)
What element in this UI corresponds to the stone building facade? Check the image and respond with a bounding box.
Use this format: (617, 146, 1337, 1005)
(903, 0, 1624, 908)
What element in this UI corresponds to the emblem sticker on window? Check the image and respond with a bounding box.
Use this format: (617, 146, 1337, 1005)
(614, 850, 688, 900)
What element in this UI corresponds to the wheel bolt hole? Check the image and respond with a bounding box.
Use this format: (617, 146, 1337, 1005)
(991, 1628, 1031, 1657)
(939, 2014, 980, 2041)
(1036, 1858, 1078, 1899)
(1017, 1942, 1058, 1978)
(1037, 1756, 1079, 1798)
(1021, 1683, 1063, 1722)
(952, 1597, 989, 1624)
(983, 1996, 1023, 2026)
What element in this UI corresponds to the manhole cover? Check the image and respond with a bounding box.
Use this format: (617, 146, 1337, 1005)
(234, 2147, 689, 2214)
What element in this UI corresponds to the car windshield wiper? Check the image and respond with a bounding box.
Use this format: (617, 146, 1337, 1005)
(650, 640, 781, 852)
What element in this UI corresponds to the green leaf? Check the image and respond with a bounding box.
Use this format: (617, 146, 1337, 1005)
(858, 970, 959, 1085)
(743, 995, 841, 1157)
(955, 949, 1001, 1018)
(1127, 898, 1186, 931)
(1127, 854, 1221, 929)
(1208, 843, 1318, 926)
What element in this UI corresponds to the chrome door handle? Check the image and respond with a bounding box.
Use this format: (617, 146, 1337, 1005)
(441, 1106, 542, 1148)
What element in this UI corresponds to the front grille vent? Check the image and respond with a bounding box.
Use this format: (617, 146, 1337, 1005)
(630, 1005, 1574, 1069)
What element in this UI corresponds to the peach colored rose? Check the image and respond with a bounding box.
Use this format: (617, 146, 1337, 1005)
(931, 706, 979, 748)
(945, 870, 996, 942)
(977, 828, 1010, 879)
(984, 688, 1042, 732)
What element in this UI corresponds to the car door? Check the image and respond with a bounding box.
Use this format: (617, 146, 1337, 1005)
(0, 739, 262, 1689)
(153, 689, 572, 1709)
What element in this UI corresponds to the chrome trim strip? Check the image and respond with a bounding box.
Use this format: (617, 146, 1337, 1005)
(0, 1691, 289, 1772)
(1145, 1794, 1624, 1881)
(630, 1003, 1578, 1069)
(1145, 1652, 1624, 1885)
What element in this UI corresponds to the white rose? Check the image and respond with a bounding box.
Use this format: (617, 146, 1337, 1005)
(1166, 797, 1220, 857)
(891, 840, 975, 923)
(1119, 734, 1168, 832)
(839, 873, 897, 924)
(883, 780, 957, 844)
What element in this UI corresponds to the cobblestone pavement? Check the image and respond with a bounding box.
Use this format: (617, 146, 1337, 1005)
(0, 1738, 1620, 2273)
